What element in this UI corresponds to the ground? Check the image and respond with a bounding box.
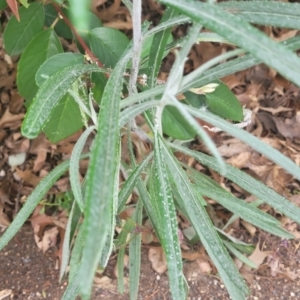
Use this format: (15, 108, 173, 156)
(1, 225, 300, 299)
(1, 1, 300, 300)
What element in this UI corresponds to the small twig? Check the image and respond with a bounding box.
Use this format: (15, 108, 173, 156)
(51, 2, 108, 75)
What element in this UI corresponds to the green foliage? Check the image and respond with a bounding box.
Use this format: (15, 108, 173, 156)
(4, 3, 44, 56)
(2, 2, 300, 300)
(17, 29, 63, 103)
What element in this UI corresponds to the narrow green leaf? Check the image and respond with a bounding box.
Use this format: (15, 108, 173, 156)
(160, 138, 249, 299)
(36, 53, 85, 87)
(98, 141, 121, 268)
(62, 224, 85, 300)
(129, 200, 143, 300)
(218, 1, 300, 29)
(62, 271, 80, 300)
(69, 223, 85, 282)
(0, 154, 89, 251)
(21, 63, 105, 139)
(186, 167, 293, 239)
(78, 48, 132, 299)
(223, 240, 257, 269)
(146, 8, 178, 88)
(70, 126, 95, 212)
(223, 199, 264, 230)
(159, 0, 300, 88)
(17, 29, 63, 103)
(3, 3, 44, 56)
(138, 33, 173, 69)
(122, 36, 300, 109)
(116, 218, 136, 293)
(182, 35, 300, 92)
(150, 131, 186, 300)
(60, 201, 77, 281)
(119, 100, 158, 128)
(118, 153, 153, 213)
(170, 143, 300, 224)
(186, 106, 300, 182)
(89, 27, 130, 68)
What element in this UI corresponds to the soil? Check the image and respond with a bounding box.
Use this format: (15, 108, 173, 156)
(1, 225, 300, 300)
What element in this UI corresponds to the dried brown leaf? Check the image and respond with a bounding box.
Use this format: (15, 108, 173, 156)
(148, 247, 167, 274)
(272, 114, 300, 139)
(35, 226, 59, 253)
(15, 168, 41, 187)
(0, 202, 10, 228)
(0, 108, 24, 129)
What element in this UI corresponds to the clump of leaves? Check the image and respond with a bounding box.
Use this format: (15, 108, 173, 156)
(1, 1, 300, 300)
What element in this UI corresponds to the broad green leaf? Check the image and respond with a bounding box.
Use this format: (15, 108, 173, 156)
(69, 126, 95, 212)
(3, 3, 44, 56)
(78, 47, 132, 299)
(160, 138, 249, 300)
(21, 63, 105, 139)
(159, 0, 300, 88)
(17, 29, 63, 103)
(129, 200, 143, 300)
(91, 72, 107, 104)
(89, 27, 130, 68)
(36, 53, 85, 87)
(43, 93, 84, 143)
(0, 0, 7, 10)
(162, 105, 197, 140)
(44, 4, 73, 39)
(186, 106, 300, 182)
(205, 80, 243, 121)
(0, 154, 89, 252)
(218, 1, 300, 30)
(170, 143, 300, 224)
(150, 131, 186, 300)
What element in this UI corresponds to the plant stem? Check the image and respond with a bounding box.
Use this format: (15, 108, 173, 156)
(52, 2, 107, 73)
